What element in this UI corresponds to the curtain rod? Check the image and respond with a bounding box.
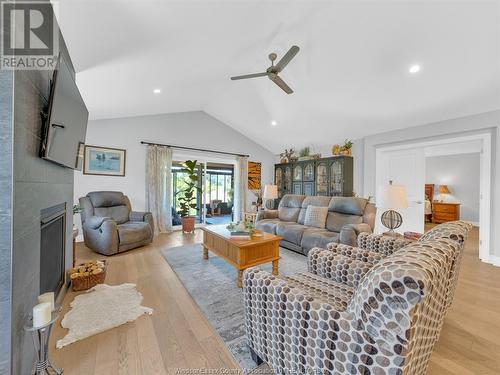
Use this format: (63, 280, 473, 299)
(140, 141, 249, 158)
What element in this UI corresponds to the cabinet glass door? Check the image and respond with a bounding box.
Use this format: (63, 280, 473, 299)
(275, 167, 283, 197)
(304, 163, 314, 181)
(316, 163, 328, 195)
(330, 160, 343, 196)
(283, 166, 292, 194)
(293, 165, 302, 181)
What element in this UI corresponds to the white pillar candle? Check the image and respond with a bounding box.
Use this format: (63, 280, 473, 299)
(33, 302, 52, 328)
(38, 292, 55, 311)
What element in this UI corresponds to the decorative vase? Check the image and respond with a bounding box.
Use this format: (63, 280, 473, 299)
(181, 216, 195, 233)
(331, 144, 341, 155)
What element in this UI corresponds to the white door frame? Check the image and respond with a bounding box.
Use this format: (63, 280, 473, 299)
(375, 132, 492, 263)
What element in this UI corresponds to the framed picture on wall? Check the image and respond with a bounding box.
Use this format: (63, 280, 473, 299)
(83, 145, 126, 176)
(248, 161, 261, 189)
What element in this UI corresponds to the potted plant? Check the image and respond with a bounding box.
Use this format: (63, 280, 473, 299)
(279, 149, 295, 163)
(73, 204, 82, 230)
(176, 160, 201, 233)
(298, 147, 311, 161)
(340, 139, 353, 156)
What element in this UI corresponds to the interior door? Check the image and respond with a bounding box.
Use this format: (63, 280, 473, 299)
(376, 147, 425, 234)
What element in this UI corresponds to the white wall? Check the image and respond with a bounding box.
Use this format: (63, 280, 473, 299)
(359, 110, 500, 258)
(74, 111, 275, 235)
(425, 153, 480, 223)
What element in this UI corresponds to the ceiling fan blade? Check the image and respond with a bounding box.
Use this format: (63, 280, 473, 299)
(271, 75, 293, 94)
(230, 72, 268, 80)
(275, 45, 300, 72)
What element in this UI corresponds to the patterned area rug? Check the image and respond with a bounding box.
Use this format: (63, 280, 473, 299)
(161, 244, 307, 371)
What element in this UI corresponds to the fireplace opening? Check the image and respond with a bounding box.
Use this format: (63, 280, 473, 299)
(40, 203, 66, 296)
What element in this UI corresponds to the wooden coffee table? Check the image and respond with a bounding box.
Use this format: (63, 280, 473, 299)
(201, 225, 282, 288)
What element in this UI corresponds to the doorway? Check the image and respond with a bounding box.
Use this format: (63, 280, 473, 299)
(171, 152, 235, 229)
(375, 132, 491, 263)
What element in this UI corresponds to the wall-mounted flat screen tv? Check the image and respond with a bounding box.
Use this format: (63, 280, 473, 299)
(40, 54, 88, 170)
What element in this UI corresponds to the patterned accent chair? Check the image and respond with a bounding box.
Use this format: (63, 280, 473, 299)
(79, 191, 154, 255)
(243, 221, 472, 374)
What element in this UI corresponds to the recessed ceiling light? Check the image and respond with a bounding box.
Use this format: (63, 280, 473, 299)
(409, 65, 421, 74)
(271, 120, 277, 126)
(153, 89, 161, 94)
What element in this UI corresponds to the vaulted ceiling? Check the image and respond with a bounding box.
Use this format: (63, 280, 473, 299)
(55, 0, 500, 153)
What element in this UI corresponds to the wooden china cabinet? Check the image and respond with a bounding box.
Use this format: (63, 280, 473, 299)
(274, 156, 353, 203)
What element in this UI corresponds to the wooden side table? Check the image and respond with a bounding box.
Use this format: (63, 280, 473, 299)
(432, 202, 461, 223)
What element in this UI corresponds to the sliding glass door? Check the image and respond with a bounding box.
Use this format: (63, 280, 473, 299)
(171, 160, 234, 227)
(203, 163, 234, 225)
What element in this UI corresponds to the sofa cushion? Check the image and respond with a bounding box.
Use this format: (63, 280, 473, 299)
(256, 219, 282, 234)
(282, 272, 354, 311)
(326, 212, 362, 233)
(278, 207, 301, 222)
(303, 205, 328, 229)
(298, 196, 332, 224)
(88, 191, 126, 208)
(94, 205, 130, 224)
(276, 223, 310, 245)
(117, 222, 152, 244)
(301, 229, 339, 253)
(279, 194, 306, 208)
(329, 196, 368, 215)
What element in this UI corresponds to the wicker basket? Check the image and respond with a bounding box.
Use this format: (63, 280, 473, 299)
(71, 260, 108, 291)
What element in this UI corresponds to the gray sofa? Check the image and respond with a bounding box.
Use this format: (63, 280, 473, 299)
(79, 191, 154, 255)
(255, 194, 375, 254)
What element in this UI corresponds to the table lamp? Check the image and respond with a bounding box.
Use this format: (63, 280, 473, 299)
(376, 180, 408, 235)
(263, 184, 278, 210)
(438, 185, 450, 202)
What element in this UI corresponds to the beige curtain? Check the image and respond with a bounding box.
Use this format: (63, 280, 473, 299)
(234, 156, 248, 222)
(146, 145, 172, 233)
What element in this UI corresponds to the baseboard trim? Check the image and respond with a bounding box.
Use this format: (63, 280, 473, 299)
(485, 255, 500, 267)
(76, 234, 84, 242)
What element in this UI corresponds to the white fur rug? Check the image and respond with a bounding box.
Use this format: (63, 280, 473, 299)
(56, 283, 153, 349)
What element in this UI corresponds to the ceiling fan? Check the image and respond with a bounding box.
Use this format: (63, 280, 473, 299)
(230, 45, 300, 94)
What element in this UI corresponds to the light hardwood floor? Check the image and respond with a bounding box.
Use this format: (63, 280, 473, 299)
(49, 226, 500, 374)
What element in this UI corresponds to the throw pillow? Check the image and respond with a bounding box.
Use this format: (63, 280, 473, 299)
(304, 205, 328, 229)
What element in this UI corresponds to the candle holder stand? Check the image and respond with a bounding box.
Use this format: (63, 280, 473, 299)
(24, 311, 63, 375)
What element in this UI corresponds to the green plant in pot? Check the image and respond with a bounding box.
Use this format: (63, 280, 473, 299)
(340, 139, 353, 155)
(176, 160, 201, 233)
(298, 147, 311, 161)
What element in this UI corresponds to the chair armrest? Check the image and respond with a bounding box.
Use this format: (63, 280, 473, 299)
(357, 232, 411, 256)
(308, 246, 375, 287)
(81, 219, 119, 255)
(243, 267, 361, 370)
(129, 211, 149, 221)
(256, 209, 278, 221)
(130, 211, 154, 238)
(339, 223, 373, 247)
(85, 216, 113, 230)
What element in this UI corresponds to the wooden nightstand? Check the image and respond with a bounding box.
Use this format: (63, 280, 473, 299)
(432, 202, 461, 223)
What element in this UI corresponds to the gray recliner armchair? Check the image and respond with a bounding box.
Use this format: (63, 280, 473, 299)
(79, 191, 154, 255)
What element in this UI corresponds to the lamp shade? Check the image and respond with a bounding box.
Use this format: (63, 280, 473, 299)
(376, 182, 408, 209)
(438, 185, 450, 194)
(263, 184, 278, 200)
